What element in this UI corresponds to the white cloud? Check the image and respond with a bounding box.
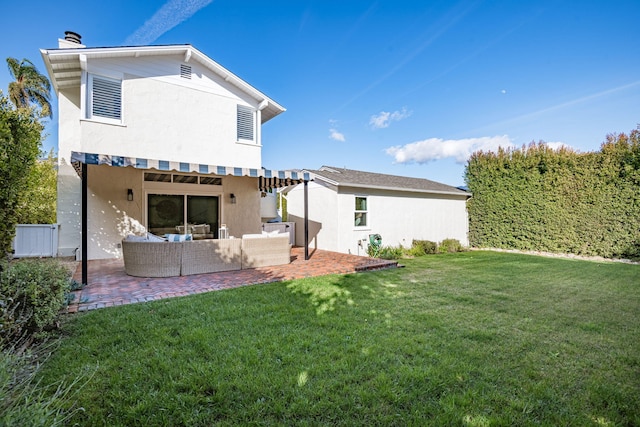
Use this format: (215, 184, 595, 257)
(385, 135, 514, 164)
(369, 107, 412, 129)
(544, 141, 571, 151)
(329, 128, 346, 142)
(124, 0, 214, 45)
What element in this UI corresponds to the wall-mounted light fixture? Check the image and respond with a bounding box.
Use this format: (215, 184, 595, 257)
(127, 189, 133, 201)
(230, 193, 236, 204)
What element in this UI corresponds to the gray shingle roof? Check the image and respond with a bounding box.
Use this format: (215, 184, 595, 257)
(306, 166, 470, 196)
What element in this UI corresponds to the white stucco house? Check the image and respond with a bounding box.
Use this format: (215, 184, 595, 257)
(40, 32, 307, 269)
(285, 166, 471, 255)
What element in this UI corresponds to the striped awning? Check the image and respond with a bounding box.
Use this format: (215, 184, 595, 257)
(71, 151, 310, 191)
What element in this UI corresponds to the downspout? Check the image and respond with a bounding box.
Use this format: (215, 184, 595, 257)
(304, 180, 309, 260)
(81, 163, 88, 285)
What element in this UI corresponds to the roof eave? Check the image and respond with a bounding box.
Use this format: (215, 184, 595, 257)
(341, 182, 470, 197)
(39, 48, 61, 93)
(309, 173, 471, 198)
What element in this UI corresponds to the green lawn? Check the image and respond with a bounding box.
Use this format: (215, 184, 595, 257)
(39, 251, 640, 426)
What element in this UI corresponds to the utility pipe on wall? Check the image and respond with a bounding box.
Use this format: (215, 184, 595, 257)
(304, 180, 309, 260)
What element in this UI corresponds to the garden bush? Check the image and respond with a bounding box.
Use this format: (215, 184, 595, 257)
(410, 240, 438, 256)
(438, 238, 464, 253)
(0, 259, 71, 349)
(374, 245, 404, 260)
(0, 258, 84, 426)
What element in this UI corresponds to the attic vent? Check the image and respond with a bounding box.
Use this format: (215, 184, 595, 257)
(180, 64, 192, 79)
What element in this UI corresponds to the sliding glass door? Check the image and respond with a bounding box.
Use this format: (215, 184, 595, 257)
(147, 194, 219, 238)
(187, 195, 218, 237)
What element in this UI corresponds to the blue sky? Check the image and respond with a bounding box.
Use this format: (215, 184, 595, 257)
(1, 0, 638, 186)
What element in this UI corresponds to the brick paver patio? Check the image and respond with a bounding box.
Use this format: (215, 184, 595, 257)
(67, 247, 397, 313)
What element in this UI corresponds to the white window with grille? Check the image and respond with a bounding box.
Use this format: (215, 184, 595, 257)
(237, 105, 255, 142)
(355, 196, 368, 227)
(87, 74, 122, 123)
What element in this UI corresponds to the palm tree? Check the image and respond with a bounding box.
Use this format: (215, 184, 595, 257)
(6, 57, 52, 118)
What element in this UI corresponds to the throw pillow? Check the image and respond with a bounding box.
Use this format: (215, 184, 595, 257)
(165, 233, 193, 242)
(147, 232, 166, 242)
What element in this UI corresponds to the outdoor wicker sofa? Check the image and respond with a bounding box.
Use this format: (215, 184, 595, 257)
(122, 234, 291, 277)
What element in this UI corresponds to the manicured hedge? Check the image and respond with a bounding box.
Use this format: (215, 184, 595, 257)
(465, 129, 640, 259)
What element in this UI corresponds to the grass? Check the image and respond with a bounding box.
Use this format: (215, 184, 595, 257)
(38, 251, 639, 426)
(0, 342, 90, 427)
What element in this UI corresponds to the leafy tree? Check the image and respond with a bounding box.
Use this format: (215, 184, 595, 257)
(0, 95, 43, 260)
(15, 149, 57, 224)
(6, 58, 52, 118)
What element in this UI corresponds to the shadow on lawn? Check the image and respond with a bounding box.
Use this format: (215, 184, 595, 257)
(286, 279, 354, 315)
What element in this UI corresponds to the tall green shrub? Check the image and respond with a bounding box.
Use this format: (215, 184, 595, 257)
(465, 130, 640, 259)
(0, 95, 43, 259)
(15, 150, 57, 225)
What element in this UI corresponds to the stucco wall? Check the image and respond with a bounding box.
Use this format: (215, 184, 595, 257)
(56, 162, 82, 257)
(78, 76, 262, 168)
(287, 181, 469, 255)
(56, 87, 83, 257)
(84, 165, 145, 259)
(57, 55, 262, 169)
(214, 176, 262, 238)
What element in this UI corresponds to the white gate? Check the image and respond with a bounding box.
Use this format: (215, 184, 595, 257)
(12, 224, 59, 258)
